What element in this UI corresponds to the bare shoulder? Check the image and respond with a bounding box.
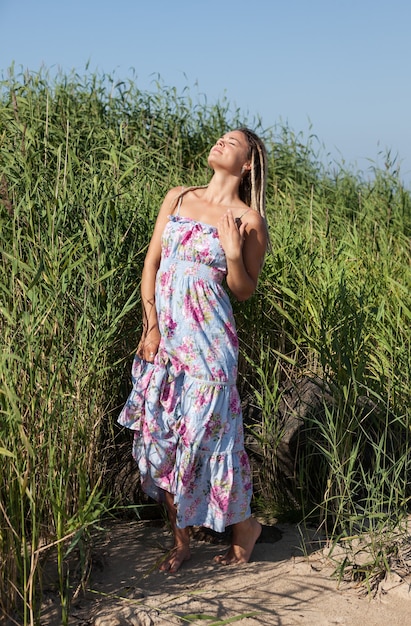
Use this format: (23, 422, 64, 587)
(156, 186, 184, 217)
(242, 209, 268, 259)
(243, 208, 264, 223)
(163, 185, 185, 207)
(242, 208, 267, 233)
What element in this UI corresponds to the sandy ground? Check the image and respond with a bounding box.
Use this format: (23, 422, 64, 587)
(39, 518, 411, 626)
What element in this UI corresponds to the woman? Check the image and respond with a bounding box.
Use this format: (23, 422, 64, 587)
(118, 128, 269, 573)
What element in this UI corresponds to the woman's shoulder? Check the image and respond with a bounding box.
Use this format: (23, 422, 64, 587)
(158, 186, 185, 214)
(164, 185, 185, 202)
(165, 185, 208, 208)
(242, 208, 269, 248)
(241, 207, 266, 227)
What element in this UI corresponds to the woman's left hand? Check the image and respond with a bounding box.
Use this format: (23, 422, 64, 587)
(217, 209, 246, 261)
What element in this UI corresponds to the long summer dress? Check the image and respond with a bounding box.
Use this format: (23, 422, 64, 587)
(118, 204, 252, 532)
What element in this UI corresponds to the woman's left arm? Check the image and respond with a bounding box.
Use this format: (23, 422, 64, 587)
(217, 209, 267, 301)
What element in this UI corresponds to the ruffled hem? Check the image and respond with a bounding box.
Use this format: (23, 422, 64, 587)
(118, 353, 252, 533)
(117, 356, 156, 430)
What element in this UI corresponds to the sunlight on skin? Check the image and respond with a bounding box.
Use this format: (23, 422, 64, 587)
(213, 518, 262, 565)
(159, 491, 191, 574)
(159, 544, 191, 574)
(158, 491, 262, 573)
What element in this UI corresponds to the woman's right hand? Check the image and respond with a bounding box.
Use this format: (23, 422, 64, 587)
(137, 328, 161, 363)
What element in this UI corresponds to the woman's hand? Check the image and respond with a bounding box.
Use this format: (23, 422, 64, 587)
(137, 327, 161, 363)
(217, 209, 245, 261)
(217, 208, 267, 301)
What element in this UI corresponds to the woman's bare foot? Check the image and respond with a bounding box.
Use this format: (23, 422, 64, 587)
(159, 543, 191, 573)
(159, 490, 191, 573)
(213, 517, 262, 565)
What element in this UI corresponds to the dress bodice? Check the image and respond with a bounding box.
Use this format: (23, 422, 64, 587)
(161, 215, 227, 273)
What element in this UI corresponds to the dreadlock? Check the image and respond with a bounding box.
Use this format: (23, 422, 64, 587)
(237, 127, 267, 221)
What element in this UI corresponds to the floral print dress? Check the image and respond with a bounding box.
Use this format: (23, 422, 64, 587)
(118, 209, 252, 532)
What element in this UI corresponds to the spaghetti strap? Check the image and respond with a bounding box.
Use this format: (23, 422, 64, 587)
(235, 208, 252, 228)
(239, 208, 251, 219)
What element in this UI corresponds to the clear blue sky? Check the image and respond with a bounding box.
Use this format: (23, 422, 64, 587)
(2, 0, 410, 187)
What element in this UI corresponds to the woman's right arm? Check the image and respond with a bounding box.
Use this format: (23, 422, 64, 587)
(137, 187, 182, 361)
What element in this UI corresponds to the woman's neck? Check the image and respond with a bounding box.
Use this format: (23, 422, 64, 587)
(202, 172, 241, 207)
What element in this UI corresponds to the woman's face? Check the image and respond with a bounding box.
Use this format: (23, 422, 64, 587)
(208, 130, 250, 175)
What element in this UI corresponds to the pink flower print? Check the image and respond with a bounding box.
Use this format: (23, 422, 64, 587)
(179, 422, 191, 447)
(239, 452, 250, 470)
(229, 393, 241, 416)
(212, 366, 227, 381)
(160, 380, 179, 413)
(210, 484, 230, 513)
(179, 336, 196, 361)
(224, 321, 239, 348)
(198, 243, 211, 260)
(158, 268, 175, 299)
(164, 313, 177, 338)
(180, 228, 194, 246)
(184, 264, 201, 277)
(204, 413, 223, 440)
(194, 389, 210, 412)
(162, 242, 171, 258)
(159, 271, 169, 287)
(159, 467, 176, 490)
(181, 461, 197, 487)
(183, 293, 205, 325)
(185, 497, 203, 519)
(141, 418, 152, 440)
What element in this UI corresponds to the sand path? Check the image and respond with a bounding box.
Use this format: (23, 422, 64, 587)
(40, 519, 411, 625)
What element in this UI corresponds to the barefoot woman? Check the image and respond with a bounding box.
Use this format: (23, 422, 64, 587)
(118, 128, 268, 572)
